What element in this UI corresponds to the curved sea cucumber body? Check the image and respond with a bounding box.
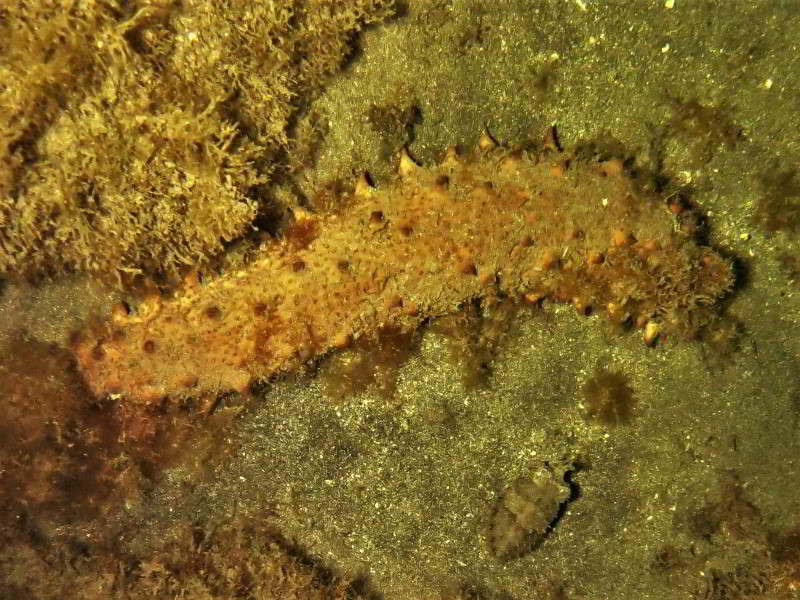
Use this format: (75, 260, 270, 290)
(73, 144, 733, 403)
(488, 464, 572, 560)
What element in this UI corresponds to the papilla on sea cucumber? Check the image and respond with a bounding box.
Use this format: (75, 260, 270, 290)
(72, 130, 734, 403)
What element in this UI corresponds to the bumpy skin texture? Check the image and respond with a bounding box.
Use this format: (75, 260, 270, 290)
(73, 146, 733, 403)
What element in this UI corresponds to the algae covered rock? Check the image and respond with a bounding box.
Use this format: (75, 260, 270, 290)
(0, 0, 393, 286)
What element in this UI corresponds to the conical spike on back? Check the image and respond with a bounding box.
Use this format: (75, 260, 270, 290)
(478, 127, 498, 151)
(354, 171, 375, 199)
(542, 125, 562, 152)
(398, 147, 419, 177)
(441, 146, 461, 168)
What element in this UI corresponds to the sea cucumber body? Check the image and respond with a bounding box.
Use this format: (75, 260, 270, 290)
(74, 148, 732, 403)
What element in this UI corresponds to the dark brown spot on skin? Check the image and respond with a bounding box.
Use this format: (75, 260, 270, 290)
(68, 330, 84, 348)
(206, 305, 222, 319)
(337, 260, 350, 272)
(369, 210, 384, 224)
(285, 218, 319, 249)
(292, 259, 306, 272)
(253, 302, 268, 316)
(435, 174, 450, 189)
(143, 340, 156, 354)
(460, 261, 478, 276)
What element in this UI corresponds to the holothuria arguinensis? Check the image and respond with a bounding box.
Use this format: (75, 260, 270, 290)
(73, 132, 734, 403)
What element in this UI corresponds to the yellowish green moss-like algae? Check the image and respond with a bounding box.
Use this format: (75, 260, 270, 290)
(0, 1, 392, 285)
(73, 139, 733, 403)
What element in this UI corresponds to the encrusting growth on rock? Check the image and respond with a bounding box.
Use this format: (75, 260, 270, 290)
(73, 133, 734, 404)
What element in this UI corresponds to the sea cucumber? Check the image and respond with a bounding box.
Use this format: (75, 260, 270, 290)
(73, 134, 734, 403)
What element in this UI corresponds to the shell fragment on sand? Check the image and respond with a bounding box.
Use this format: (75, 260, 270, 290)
(489, 463, 572, 560)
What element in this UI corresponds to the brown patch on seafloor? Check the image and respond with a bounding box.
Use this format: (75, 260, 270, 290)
(582, 368, 637, 426)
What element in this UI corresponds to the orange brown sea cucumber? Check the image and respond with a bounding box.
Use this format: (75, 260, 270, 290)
(73, 136, 734, 403)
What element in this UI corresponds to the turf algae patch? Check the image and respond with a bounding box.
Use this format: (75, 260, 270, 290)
(73, 135, 734, 404)
(0, 1, 394, 285)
